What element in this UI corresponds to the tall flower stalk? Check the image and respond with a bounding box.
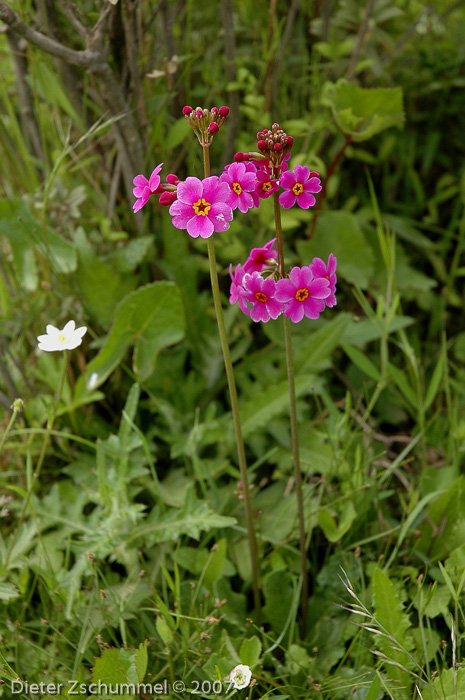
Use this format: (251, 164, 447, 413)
(202, 143, 261, 617)
(273, 190, 308, 632)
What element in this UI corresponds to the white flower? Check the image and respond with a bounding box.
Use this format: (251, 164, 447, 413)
(37, 320, 87, 352)
(229, 664, 252, 690)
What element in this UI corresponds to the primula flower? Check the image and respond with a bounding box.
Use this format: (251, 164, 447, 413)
(132, 163, 163, 213)
(229, 665, 252, 690)
(243, 237, 277, 274)
(169, 176, 233, 238)
(279, 165, 321, 209)
(37, 320, 87, 352)
(220, 162, 257, 213)
(229, 263, 250, 316)
(309, 253, 337, 307)
(275, 266, 330, 323)
(255, 169, 279, 199)
(241, 272, 283, 323)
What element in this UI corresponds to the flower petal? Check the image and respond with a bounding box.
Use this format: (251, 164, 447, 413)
(187, 214, 214, 239)
(279, 170, 296, 190)
(177, 177, 203, 204)
(295, 191, 316, 209)
(278, 190, 296, 209)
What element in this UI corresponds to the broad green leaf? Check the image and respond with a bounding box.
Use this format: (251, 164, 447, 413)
(263, 569, 295, 635)
(388, 362, 419, 409)
(239, 636, 261, 668)
(432, 668, 465, 700)
(325, 79, 404, 141)
(92, 648, 139, 699)
(165, 117, 191, 149)
(82, 281, 185, 389)
(298, 212, 375, 288)
(340, 316, 414, 346)
(74, 227, 135, 326)
(365, 674, 382, 700)
(285, 644, 310, 676)
(109, 236, 154, 274)
(293, 314, 353, 372)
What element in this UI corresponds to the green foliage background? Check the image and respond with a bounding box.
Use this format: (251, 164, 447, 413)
(1, 0, 465, 698)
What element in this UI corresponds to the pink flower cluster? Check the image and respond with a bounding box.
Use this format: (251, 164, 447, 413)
(230, 240, 337, 323)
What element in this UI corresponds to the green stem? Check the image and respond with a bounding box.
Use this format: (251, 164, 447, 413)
(273, 191, 308, 635)
(4, 351, 68, 569)
(202, 146, 261, 617)
(0, 398, 23, 455)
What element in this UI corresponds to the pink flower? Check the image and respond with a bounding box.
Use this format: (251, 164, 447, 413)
(241, 272, 283, 323)
(255, 169, 279, 199)
(278, 166, 321, 209)
(275, 266, 330, 323)
(229, 263, 250, 316)
(309, 254, 337, 307)
(220, 162, 257, 213)
(243, 238, 277, 274)
(133, 163, 163, 213)
(169, 176, 233, 239)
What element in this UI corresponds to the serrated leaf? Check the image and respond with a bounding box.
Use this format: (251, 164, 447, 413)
(325, 79, 404, 141)
(81, 281, 185, 389)
(372, 567, 413, 697)
(156, 616, 174, 645)
(134, 643, 147, 682)
(432, 668, 465, 700)
(239, 636, 261, 667)
(129, 493, 236, 546)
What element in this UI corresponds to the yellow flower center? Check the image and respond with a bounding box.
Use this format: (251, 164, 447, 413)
(295, 288, 309, 302)
(292, 183, 304, 196)
(58, 334, 66, 342)
(255, 291, 269, 303)
(262, 182, 272, 192)
(192, 198, 211, 216)
(232, 182, 242, 195)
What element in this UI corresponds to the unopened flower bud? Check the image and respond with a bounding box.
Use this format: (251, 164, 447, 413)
(166, 174, 179, 185)
(219, 106, 229, 118)
(257, 140, 267, 151)
(234, 152, 245, 162)
(159, 191, 177, 206)
(273, 143, 282, 152)
(286, 136, 294, 148)
(208, 122, 219, 134)
(182, 105, 193, 115)
(211, 107, 218, 114)
(196, 108, 203, 119)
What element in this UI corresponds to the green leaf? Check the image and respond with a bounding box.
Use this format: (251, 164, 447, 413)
(134, 642, 148, 682)
(129, 493, 236, 546)
(92, 648, 140, 699)
(109, 236, 154, 274)
(203, 538, 227, 590)
(325, 79, 404, 141)
(292, 314, 353, 373)
(239, 636, 261, 668)
(0, 582, 20, 602)
(388, 362, 419, 409)
(372, 567, 413, 697)
(342, 344, 381, 381)
(318, 502, 357, 542)
(298, 212, 375, 288)
(241, 375, 322, 438)
(82, 281, 185, 389)
(425, 351, 445, 411)
(74, 227, 135, 326)
(156, 616, 174, 645)
(433, 668, 465, 700)
(34, 62, 79, 121)
(165, 117, 191, 149)
(263, 569, 295, 635)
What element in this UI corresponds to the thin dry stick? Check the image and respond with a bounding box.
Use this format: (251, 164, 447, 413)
(346, 0, 375, 81)
(271, 0, 300, 108)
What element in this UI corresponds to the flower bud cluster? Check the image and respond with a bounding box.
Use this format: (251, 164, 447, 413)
(256, 123, 293, 178)
(182, 105, 229, 146)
